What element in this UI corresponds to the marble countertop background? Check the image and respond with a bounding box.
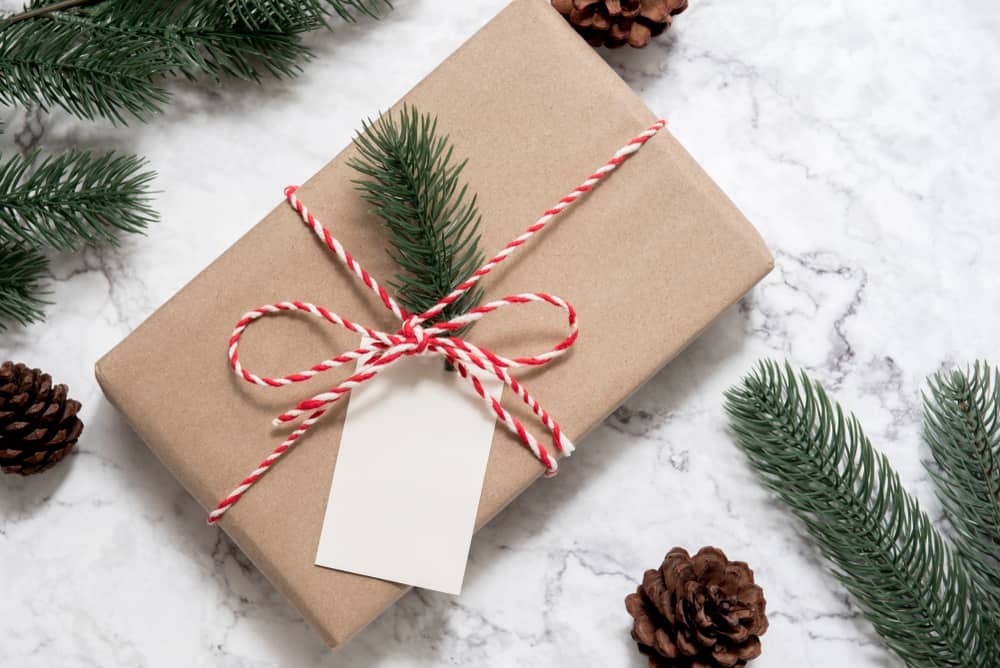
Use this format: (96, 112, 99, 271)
(2, 1, 999, 666)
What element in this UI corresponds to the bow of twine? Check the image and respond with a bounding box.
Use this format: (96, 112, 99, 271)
(208, 120, 667, 524)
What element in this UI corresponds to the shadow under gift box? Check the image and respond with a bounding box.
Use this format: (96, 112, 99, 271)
(95, 0, 773, 650)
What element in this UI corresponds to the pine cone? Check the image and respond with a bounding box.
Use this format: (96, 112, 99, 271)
(0, 361, 83, 475)
(625, 547, 768, 668)
(552, 0, 688, 48)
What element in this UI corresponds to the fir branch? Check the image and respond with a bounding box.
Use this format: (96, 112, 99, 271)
(0, 15, 174, 123)
(924, 362, 1000, 614)
(71, 1, 319, 82)
(5, 0, 94, 24)
(348, 106, 484, 324)
(0, 150, 157, 250)
(319, 0, 390, 22)
(0, 241, 48, 329)
(725, 360, 997, 668)
(1, 0, 390, 123)
(224, 0, 391, 29)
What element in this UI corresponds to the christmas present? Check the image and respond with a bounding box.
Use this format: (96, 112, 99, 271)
(95, 0, 772, 649)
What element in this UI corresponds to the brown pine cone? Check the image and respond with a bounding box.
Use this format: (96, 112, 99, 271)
(0, 361, 83, 475)
(552, 0, 688, 48)
(625, 547, 768, 668)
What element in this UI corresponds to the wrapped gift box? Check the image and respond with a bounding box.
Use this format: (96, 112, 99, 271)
(96, 0, 772, 648)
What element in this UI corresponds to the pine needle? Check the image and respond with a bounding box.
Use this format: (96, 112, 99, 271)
(924, 362, 1000, 615)
(0, 241, 48, 329)
(348, 106, 484, 324)
(0, 150, 157, 251)
(725, 360, 998, 668)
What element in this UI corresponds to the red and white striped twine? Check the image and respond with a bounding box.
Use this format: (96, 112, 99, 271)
(208, 119, 667, 524)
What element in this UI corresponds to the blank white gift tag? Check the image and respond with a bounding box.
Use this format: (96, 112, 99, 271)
(315, 351, 500, 594)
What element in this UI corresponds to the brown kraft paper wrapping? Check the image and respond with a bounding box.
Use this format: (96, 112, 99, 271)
(95, 0, 773, 649)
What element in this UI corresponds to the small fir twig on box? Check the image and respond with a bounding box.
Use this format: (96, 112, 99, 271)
(348, 106, 484, 326)
(725, 360, 1000, 668)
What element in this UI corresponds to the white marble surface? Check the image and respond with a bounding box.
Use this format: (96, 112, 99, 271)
(2, 1, 999, 666)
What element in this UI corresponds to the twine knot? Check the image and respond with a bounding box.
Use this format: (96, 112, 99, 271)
(399, 317, 432, 354)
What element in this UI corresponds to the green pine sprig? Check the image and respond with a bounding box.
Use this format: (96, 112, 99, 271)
(0, 0, 391, 327)
(60, 1, 320, 83)
(725, 360, 998, 668)
(348, 106, 484, 324)
(0, 150, 157, 251)
(924, 362, 1000, 615)
(224, 0, 390, 29)
(1, 0, 392, 124)
(0, 15, 174, 124)
(0, 241, 48, 329)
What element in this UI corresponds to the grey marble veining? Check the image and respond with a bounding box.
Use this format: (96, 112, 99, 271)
(2, 1, 999, 666)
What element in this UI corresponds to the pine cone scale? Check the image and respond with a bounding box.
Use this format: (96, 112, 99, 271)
(27, 427, 51, 442)
(654, 628, 679, 657)
(57, 418, 84, 444)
